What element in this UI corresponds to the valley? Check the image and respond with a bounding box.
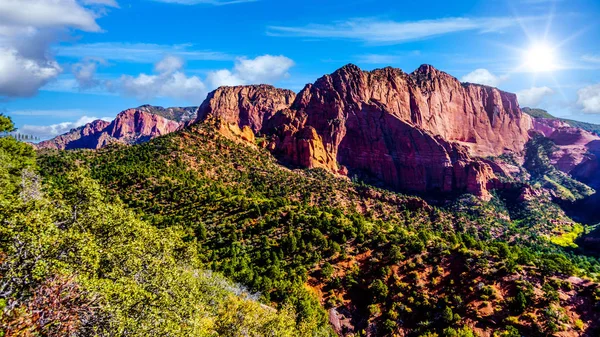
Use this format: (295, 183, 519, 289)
(4, 64, 598, 336)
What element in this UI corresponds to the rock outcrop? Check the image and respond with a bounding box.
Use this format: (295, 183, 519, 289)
(38, 64, 538, 198)
(198, 64, 533, 198)
(194, 85, 296, 133)
(37, 107, 182, 150)
(531, 117, 600, 188)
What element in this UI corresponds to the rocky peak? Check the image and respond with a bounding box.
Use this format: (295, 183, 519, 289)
(411, 64, 441, 77)
(35, 119, 111, 150)
(106, 109, 180, 142)
(194, 84, 296, 134)
(36, 107, 183, 150)
(136, 104, 198, 123)
(335, 63, 363, 75)
(191, 64, 535, 198)
(292, 64, 531, 157)
(82, 119, 111, 135)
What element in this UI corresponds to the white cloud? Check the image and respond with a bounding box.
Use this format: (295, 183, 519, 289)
(72, 58, 107, 90)
(0, 48, 62, 97)
(67, 54, 294, 102)
(207, 54, 294, 87)
(577, 84, 600, 113)
(233, 55, 294, 83)
(150, 0, 256, 5)
(20, 115, 112, 139)
(582, 54, 600, 63)
(517, 86, 554, 107)
(0, 0, 101, 32)
(117, 56, 206, 102)
(267, 16, 537, 44)
(460, 68, 507, 87)
(81, 0, 119, 7)
(0, 0, 113, 98)
(206, 69, 242, 87)
(56, 42, 233, 63)
(154, 55, 184, 73)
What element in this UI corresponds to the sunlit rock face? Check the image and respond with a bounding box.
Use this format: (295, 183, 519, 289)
(198, 64, 534, 198)
(35, 120, 112, 150)
(193, 84, 297, 133)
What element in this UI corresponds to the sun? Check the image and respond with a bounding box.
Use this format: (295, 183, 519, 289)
(524, 42, 558, 73)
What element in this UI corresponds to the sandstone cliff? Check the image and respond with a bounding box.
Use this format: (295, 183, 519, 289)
(193, 84, 296, 133)
(280, 64, 530, 158)
(198, 64, 534, 198)
(35, 120, 111, 150)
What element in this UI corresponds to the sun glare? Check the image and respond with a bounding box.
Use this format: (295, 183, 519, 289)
(524, 43, 558, 73)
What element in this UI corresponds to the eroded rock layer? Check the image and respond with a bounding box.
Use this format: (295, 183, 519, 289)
(194, 84, 296, 133)
(199, 64, 534, 198)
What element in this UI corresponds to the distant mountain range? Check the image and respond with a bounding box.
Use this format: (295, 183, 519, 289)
(35, 106, 195, 150)
(523, 107, 600, 135)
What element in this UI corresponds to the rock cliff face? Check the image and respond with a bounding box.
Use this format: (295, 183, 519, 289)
(136, 105, 198, 123)
(199, 64, 533, 198)
(279, 64, 530, 158)
(531, 117, 600, 188)
(194, 85, 296, 133)
(37, 107, 182, 150)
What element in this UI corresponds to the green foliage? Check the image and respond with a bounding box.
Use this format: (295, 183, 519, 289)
(369, 279, 389, 302)
(522, 107, 555, 119)
(561, 118, 600, 135)
(512, 291, 528, 314)
(0, 140, 325, 336)
(442, 306, 454, 324)
(0, 114, 16, 133)
(321, 262, 334, 280)
(29, 122, 600, 336)
(550, 224, 584, 248)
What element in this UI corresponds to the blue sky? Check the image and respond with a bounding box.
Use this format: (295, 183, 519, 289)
(2, 0, 600, 139)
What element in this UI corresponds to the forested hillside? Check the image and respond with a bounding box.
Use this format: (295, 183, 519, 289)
(0, 115, 322, 337)
(29, 118, 600, 336)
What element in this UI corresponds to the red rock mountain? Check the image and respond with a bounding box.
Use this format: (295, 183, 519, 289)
(36, 64, 544, 199)
(193, 84, 296, 133)
(531, 117, 600, 188)
(35, 119, 111, 151)
(198, 64, 533, 198)
(36, 107, 182, 150)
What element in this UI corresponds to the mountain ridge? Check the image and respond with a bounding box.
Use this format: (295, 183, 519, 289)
(36, 106, 183, 150)
(192, 63, 531, 199)
(35, 64, 600, 202)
